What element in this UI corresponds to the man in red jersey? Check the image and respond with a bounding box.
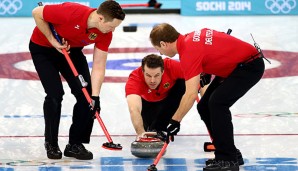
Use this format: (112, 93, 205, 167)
(29, 1, 125, 160)
(150, 23, 265, 171)
(126, 54, 188, 141)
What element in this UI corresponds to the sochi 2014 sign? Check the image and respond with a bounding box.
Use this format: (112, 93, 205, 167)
(181, 0, 297, 16)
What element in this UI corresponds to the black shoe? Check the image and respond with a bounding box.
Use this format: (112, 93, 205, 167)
(205, 149, 244, 166)
(45, 142, 62, 159)
(203, 160, 239, 171)
(64, 143, 93, 160)
(236, 149, 244, 165)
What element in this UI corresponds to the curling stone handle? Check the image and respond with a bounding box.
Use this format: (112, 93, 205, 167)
(142, 132, 157, 137)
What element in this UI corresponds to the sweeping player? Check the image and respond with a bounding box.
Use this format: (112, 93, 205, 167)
(150, 23, 265, 171)
(29, 1, 125, 160)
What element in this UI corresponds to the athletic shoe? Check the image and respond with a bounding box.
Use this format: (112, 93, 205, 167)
(203, 160, 239, 171)
(205, 149, 244, 166)
(64, 143, 93, 160)
(44, 142, 62, 159)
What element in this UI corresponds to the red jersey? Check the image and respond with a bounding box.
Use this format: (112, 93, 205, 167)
(30, 2, 112, 51)
(177, 28, 259, 80)
(125, 58, 184, 102)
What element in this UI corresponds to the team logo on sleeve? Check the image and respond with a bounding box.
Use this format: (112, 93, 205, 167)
(163, 82, 170, 89)
(88, 33, 97, 40)
(74, 25, 80, 29)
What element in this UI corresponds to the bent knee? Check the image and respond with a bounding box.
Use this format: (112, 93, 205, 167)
(197, 102, 209, 121)
(44, 96, 63, 107)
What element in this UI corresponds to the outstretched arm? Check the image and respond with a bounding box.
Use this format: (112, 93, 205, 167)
(91, 47, 107, 96)
(172, 74, 200, 121)
(127, 94, 145, 140)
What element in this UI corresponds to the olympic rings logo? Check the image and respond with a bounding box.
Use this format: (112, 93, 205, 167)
(0, 0, 22, 15)
(265, 0, 296, 14)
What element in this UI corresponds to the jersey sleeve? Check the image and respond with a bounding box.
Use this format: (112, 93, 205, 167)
(180, 45, 203, 80)
(95, 32, 112, 52)
(43, 3, 72, 24)
(125, 68, 143, 97)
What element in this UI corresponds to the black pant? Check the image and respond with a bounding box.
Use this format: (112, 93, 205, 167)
(141, 79, 186, 132)
(29, 41, 94, 145)
(197, 57, 265, 161)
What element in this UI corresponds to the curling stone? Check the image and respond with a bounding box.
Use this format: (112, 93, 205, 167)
(131, 132, 165, 158)
(123, 26, 137, 32)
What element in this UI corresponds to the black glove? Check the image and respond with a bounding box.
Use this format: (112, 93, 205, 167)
(91, 96, 100, 119)
(166, 119, 180, 143)
(200, 73, 211, 88)
(155, 131, 167, 142)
